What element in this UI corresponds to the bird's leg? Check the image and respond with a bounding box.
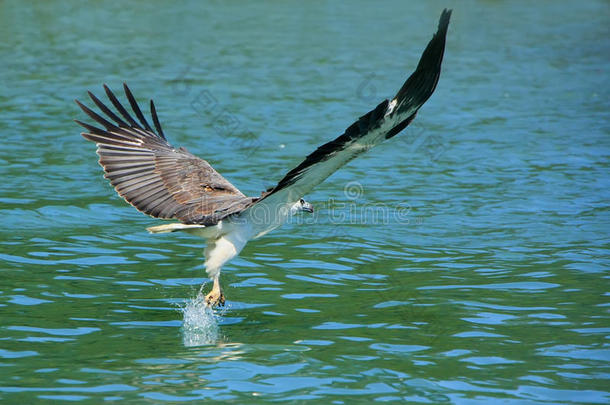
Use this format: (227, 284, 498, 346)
(204, 274, 225, 308)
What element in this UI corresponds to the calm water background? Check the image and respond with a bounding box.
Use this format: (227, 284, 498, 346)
(1, 0, 609, 403)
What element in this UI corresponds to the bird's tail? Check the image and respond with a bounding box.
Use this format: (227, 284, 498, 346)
(147, 223, 207, 234)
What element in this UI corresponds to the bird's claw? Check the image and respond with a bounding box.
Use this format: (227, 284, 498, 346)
(204, 289, 225, 308)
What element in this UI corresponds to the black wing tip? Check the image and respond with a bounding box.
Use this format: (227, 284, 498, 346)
(392, 9, 450, 109)
(102, 83, 113, 95)
(122, 82, 132, 95)
(150, 99, 167, 140)
(74, 119, 93, 135)
(122, 83, 137, 105)
(86, 90, 103, 107)
(439, 9, 452, 33)
(428, 9, 451, 60)
(77, 82, 169, 141)
(122, 82, 154, 132)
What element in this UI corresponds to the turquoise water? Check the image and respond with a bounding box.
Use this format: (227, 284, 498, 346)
(1, 1, 609, 403)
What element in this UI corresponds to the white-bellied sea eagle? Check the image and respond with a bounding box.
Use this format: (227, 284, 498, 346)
(76, 9, 451, 307)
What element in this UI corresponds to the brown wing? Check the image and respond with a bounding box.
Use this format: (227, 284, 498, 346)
(76, 84, 255, 226)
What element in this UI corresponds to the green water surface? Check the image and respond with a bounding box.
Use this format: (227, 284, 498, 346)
(0, 1, 609, 403)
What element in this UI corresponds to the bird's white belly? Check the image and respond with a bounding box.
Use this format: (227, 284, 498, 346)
(193, 202, 294, 279)
(200, 219, 252, 278)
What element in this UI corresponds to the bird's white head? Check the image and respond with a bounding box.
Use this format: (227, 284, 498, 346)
(290, 198, 314, 215)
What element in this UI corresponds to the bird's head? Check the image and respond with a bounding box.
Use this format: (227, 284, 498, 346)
(290, 198, 314, 215)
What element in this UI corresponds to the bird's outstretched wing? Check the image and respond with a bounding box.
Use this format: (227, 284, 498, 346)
(249, 9, 451, 213)
(76, 84, 255, 226)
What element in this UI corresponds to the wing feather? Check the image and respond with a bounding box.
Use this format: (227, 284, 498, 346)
(77, 84, 255, 225)
(123, 83, 154, 132)
(247, 9, 451, 214)
(150, 100, 166, 140)
(103, 84, 141, 129)
(87, 91, 130, 128)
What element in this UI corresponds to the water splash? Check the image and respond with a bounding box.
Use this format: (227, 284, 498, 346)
(180, 293, 220, 347)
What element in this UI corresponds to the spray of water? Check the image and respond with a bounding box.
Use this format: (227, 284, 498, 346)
(180, 292, 220, 347)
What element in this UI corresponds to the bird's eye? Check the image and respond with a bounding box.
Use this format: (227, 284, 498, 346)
(299, 199, 304, 205)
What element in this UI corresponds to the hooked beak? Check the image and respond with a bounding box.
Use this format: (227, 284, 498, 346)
(303, 202, 314, 213)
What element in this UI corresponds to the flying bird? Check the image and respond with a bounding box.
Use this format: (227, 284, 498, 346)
(76, 9, 451, 308)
